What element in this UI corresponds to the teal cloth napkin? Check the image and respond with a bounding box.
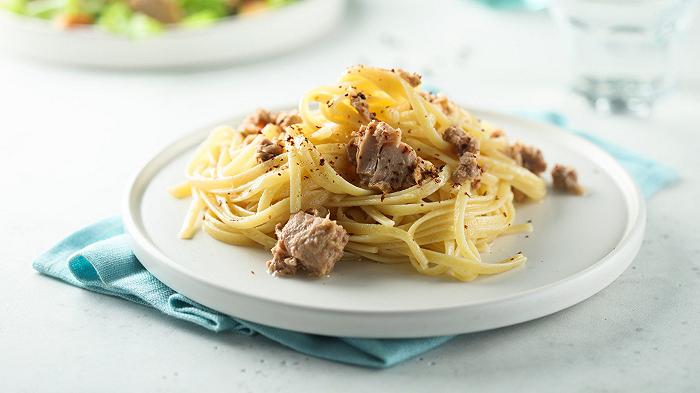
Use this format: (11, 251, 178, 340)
(472, 0, 548, 11)
(33, 113, 678, 369)
(34, 217, 453, 368)
(521, 111, 679, 197)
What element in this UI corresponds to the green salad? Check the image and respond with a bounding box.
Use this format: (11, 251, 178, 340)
(0, 0, 295, 38)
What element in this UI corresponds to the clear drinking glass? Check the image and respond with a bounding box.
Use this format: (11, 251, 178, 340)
(550, 0, 698, 116)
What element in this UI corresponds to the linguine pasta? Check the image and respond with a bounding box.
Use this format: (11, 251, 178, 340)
(170, 65, 547, 281)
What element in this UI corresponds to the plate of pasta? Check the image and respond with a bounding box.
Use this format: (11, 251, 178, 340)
(123, 66, 645, 337)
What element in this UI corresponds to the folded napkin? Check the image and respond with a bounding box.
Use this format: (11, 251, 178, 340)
(34, 217, 453, 368)
(520, 111, 679, 197)
(472, 0, 548, 11)
(33, 113, 678, 368)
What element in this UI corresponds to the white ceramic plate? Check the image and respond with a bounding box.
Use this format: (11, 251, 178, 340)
(0, 0, 343, 69)
(123, 109, 645, 338)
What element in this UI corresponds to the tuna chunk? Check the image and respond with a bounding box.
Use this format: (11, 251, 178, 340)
(552, 164, 584, 195)
(452, 152, 482, 186)
(238, 109, 302, 135)
(509, 143, 547, 175)
(394, 68, 422, 87)
(239, 109, 275, 135)
(267, 211, 349, 277)
(256, 138, 284, 163)
(347, 121, 431, 194)
(512, 187, 528, 203)
(275, 111, 302, 128)
(347, 88, 373, 123)
(442, 126, 481, 186)
(128, 0, 182, 23)
(490, 129, 505, 138)
(419, 92, 455, 115)
(443, 126, 478, 155)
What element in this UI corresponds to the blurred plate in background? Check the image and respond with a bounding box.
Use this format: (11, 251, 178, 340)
(0, 0, 344, 69)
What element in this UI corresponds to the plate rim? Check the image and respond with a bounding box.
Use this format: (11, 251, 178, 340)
(122, 107, 646, 336)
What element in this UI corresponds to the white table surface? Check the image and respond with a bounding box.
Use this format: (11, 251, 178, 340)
(1, 1, 699, 392)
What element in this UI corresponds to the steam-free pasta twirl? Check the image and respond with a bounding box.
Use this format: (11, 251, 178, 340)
(170, 65, 548, 281)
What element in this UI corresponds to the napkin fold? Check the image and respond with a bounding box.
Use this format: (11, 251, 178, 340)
(521, 111, 678, 197)
(33, 113, 678, 368)
(34, 217, 453, 368)
(473, 0, 548, 11)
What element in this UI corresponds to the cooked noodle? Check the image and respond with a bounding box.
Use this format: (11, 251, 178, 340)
(170, 65, 547, 281)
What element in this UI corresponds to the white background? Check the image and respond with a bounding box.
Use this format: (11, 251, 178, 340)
(1, 0, 699, 391)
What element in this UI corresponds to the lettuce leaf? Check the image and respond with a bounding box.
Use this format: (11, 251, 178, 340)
(179, 0, 228, 18)
(0, 0, 29, 14)
(96, 1, 163, 38)
(266, 0, 295, 8)
(180, 8, 221, 27)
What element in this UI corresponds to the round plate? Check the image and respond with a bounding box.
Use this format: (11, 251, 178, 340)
(0, 0, 343, 69)
(123, 109, 645, 338)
